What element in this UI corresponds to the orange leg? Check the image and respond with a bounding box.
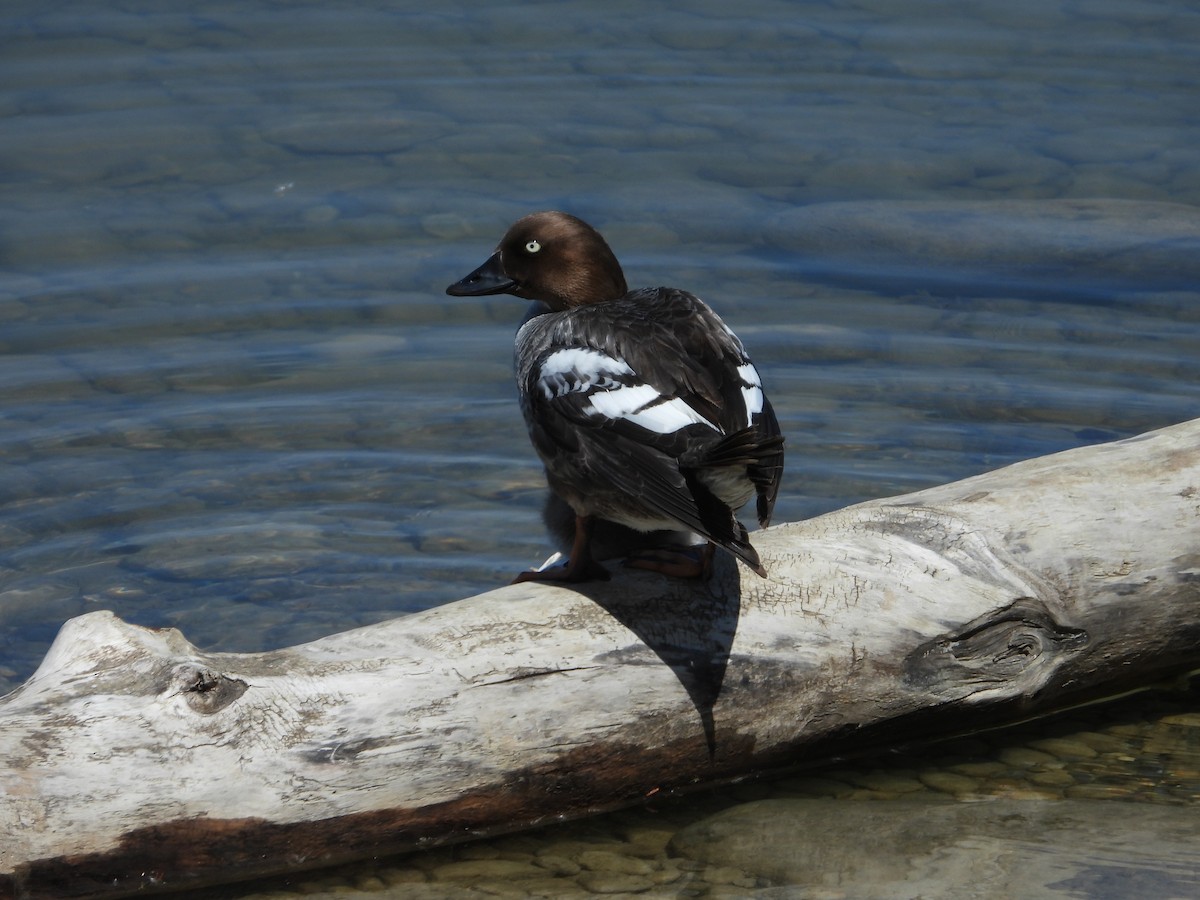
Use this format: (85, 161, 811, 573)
(512, 515, 612, 584)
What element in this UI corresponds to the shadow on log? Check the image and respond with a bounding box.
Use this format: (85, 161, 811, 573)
(1, 419, 1198, 899)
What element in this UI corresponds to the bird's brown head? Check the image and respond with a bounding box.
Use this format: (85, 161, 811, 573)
(446, 211, 628, 310)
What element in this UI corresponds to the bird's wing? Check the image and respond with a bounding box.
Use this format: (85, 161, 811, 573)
(520, 339, 715, 526)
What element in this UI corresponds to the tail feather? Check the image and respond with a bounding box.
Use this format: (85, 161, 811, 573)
(752, 396, 785, 528)
(683, 470, 768, 578)
(691, 425, 784, 530)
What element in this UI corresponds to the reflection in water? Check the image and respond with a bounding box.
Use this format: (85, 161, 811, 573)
(1, 0, 1199, 895)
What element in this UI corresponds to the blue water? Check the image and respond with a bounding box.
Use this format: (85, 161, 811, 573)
(1, 0, 1198, 893)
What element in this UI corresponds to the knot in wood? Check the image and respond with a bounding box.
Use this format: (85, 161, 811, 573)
(168, 663, 248, 714)
(905, 597, 1087, 692)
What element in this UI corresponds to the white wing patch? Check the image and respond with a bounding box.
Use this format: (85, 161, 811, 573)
(589, 385, 716, 433)
(536, 347, 719, 435)
(736, 363, 764, 416)
(537, 347, 632, 400)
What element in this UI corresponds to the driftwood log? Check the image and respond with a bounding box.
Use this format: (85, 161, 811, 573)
(2, 418, 1198, 899)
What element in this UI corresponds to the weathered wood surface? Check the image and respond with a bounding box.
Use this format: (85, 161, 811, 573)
(1, 419, 1198, 899)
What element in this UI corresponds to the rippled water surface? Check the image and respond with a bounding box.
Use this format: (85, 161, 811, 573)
(2, 0, 1199, 895)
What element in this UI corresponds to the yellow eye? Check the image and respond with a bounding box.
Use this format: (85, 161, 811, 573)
(525, 240, 541, 254)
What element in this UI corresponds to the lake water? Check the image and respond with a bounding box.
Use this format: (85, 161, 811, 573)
(2, 0, 1198, 896)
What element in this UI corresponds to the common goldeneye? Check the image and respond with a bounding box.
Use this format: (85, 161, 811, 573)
(447, 211, 784, 583)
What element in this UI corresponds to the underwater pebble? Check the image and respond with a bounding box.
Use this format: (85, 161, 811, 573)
(536, 840, 624, 860)
(467, 881, 553, 899)
(997, 747, 1059, 769)
(1027, 768, 1076, 788)
(841, 789, 877, 801)
(1028, 737, 1099, 760)
(379, 865, 427, 886)
(987, 784, 1062, 802)
(576, 871, 655, 894)
(532, 854, 580, 876)
(430, 859, 544, 881)
(621, 826, 675, 857)
(456, 844, 502, 861)
(576, 849, 656, 876)
(945, 763, 1012, 782)
(1073, 731, 1139, 754)
(483, 835, 546, 858)
(917, 771, 979, 796)
(1158, 712, 1200, 727)
(839, 770, 925, 794)
(704, 865, 758, 888)
(775, 775, 857, 798)
(648, 860, 685, 885)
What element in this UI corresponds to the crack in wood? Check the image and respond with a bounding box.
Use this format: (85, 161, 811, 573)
(477, 665, 601, 686)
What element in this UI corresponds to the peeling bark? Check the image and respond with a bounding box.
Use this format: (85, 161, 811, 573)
(1, 419, 1198, 899)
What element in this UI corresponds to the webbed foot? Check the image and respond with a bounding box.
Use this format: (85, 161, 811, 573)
(623, 542, 716, 579)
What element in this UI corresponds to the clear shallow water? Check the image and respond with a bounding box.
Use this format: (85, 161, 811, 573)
(1, 0, 1199, 893)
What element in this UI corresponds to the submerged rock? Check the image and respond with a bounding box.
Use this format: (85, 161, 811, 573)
(669, 797, 1200, 898)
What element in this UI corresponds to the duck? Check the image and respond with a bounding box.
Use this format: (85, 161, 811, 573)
(446, 211, 784, 584)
